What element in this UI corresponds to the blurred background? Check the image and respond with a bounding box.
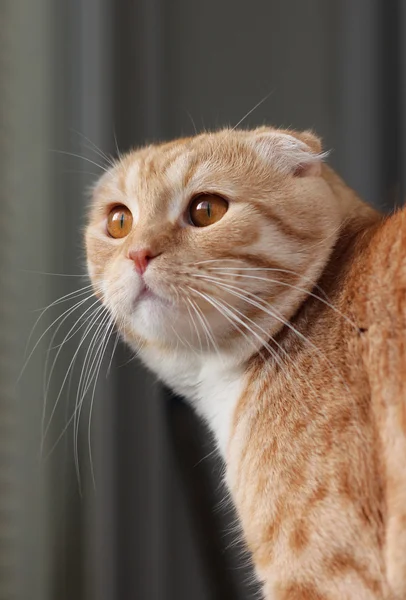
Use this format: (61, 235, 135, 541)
(1, 1, 406, 599)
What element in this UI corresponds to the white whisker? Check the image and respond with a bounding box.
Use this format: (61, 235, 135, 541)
(41, 298, 103, 446)
(20, 286, 101, 383)
(21, 269, 88, 277)
(70, 128, 116, 168)
(88, 316, 116, 489)
(73, 308, 112, 489)
(195, 289, 271, 364)
(184, 296, 203, 353)
(203, 264, 330, 301)
(32, 282, 100, 313)
(41, 302, 108, 457)
(195, 273, 353, 397)
(106, 321, 122, 377)
(113, 130, 122, 161)
(189, 299, 211, 351)
(195, 270, 357, 329)
(231, 91, 274, 132)
(50, 149, 108, 172)
(186, 110, 198, 135)
(187, 293, 221, 357)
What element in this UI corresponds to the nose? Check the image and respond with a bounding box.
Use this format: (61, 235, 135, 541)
(128, 248, 159, 275)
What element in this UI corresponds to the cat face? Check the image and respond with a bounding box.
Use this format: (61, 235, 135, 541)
(85, 128, 342, 359)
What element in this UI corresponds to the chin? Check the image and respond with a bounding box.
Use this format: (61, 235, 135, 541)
(128, 294, 182, 344)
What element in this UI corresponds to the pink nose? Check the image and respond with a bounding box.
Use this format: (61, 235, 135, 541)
(128, 248, 156, 275)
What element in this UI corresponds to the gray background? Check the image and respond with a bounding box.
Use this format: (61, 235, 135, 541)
(1, 1, 405, 599)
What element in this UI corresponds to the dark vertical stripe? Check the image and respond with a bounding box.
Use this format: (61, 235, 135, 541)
(335, 0, 384, 208)
(113, 1, 169, 599)
(380, 0, 403, 208)
(400, 0, 406, 202)
(77, 2, 117, 600)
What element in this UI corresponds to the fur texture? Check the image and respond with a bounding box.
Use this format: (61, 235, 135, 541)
(85, 127, 406, 599)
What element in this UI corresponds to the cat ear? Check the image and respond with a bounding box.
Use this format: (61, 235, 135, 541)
(248, 128, 327, 177)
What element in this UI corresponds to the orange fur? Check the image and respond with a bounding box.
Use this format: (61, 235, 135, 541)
(85, 127, 406, 599)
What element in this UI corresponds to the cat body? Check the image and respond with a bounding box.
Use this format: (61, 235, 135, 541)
(86, 128, 406, 599)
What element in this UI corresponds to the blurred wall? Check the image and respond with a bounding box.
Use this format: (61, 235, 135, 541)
(1, 1, 405, 599)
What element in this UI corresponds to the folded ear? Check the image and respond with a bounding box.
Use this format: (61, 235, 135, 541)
(248, 128, 327, 177)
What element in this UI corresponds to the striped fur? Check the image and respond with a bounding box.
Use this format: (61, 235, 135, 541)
(85, 127, 406, 599)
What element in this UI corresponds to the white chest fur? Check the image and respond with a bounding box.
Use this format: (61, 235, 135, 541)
(140, 348, 245, 456)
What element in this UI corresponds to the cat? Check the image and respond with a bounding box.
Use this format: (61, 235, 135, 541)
(85, 126, 406, 599)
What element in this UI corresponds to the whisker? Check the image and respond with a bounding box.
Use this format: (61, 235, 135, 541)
(184, 296, 203, 353)
(41, 303, 108, 459)
(113, 129, 122, 161)
(106, 321, 122, 377)
(70, 128, 116, 168)
(207, 289, 312, 396)
(197, 274, 353, 397)
(198, 287, 288, 371)
(60, 169, 101, 177)
(170, 321, 197, 355)
(231, 90, 274, 131)
(186, 291, 221, 358)
(193, 446, 219, 467)
(42, 298, 103, 443)
(32, 282, 99, 313)
(21, 269, 88, 277)
(72, 302, 118, 489)
(46, 310, 107, 352)
(25, 282, 98, 367)
(50, 149, 108, 172)
(88, 316, 116, 489)
(184, 296, 212, 353)
(203, 264, 330, 301)
(170, 324, 181, 352)
(219, 295, 284, 363)
(73, 308, 112, 486)
(20, 287, 100, 382)
(195, 271, 357, 329)
(185, 110, 198, 135)
(197, 289, 271, 363)
(42, 335, 105, 464)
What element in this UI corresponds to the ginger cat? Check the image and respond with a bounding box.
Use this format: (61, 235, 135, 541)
(85, 127, 406, 599)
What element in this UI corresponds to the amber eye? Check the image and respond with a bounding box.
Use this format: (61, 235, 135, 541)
(188, 194, 228, 227)
(107, 205, 133, 238)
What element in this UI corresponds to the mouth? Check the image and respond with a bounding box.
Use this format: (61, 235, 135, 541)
(138, 286, 156, 301)
(136, 282, 174, 308)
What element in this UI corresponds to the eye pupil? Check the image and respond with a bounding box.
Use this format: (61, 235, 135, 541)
(189, 194, 228, 227)
(107, 205, 133, 238)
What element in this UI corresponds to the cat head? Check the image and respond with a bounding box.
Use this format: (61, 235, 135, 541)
(85, 127, 343, 362)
